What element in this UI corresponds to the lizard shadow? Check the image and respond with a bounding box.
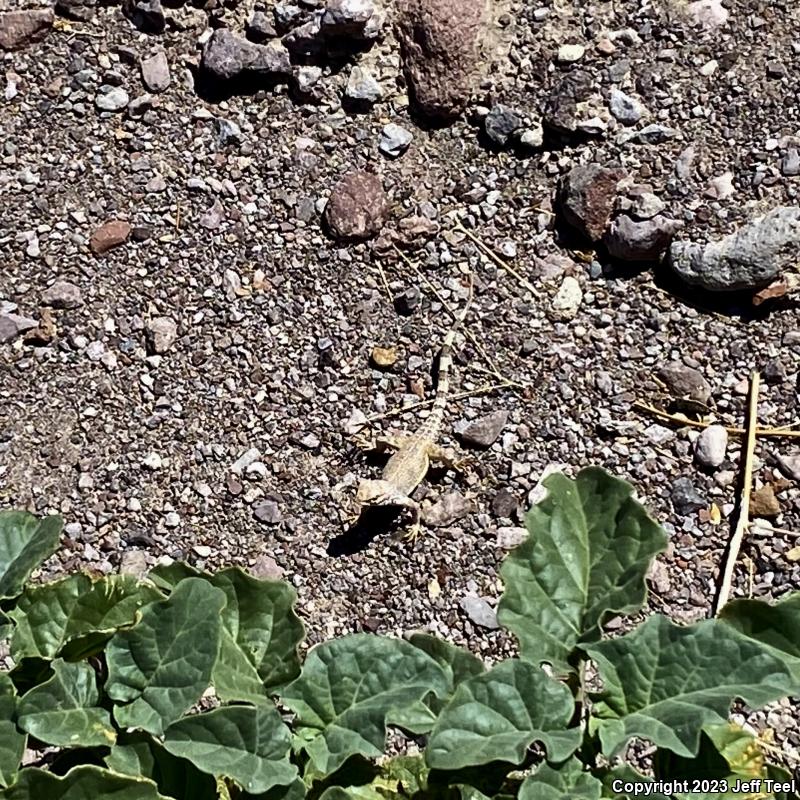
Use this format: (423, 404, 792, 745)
(327, 507, 406, 557)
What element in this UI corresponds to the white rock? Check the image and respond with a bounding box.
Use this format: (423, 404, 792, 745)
(557, 43, 585, 63)
(142, 452, 163, 470)
(695, 425, 728, 468)
(231, 447, 261, 475)
(550, 276, 583, 320)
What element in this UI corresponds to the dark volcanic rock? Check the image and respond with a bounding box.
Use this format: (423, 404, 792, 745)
(558, 164, 626, 242)
(55, 0, 96, 22)
(122, 0, 165, 34)
(324, 171, 388, 241)
(657, 362, 712, 404)
(202, 29, 292, 82)
(0, 9, 53, 50)
(396, 0, 489, 121)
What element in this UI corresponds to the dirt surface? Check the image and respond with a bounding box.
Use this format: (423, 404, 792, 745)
(1, 0, 800, 748)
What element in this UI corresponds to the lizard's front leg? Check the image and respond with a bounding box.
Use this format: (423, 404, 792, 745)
(353, 431, 410, 453)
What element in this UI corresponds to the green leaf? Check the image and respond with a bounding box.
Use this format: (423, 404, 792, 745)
(242, 778, 307, 800)
(720, 593, 800, 687)
(9, 574, 164, 661)
(106, 730, 217, 800)
(392, 633, 485, 734)
(280, 634, 449, 776)
(209, 567, 304, 701)
(519, 758, 603, 800)
(105, 578, 225, 735)
(497, 468, 668, 672)
(426, 659, 580, 770)
(584, 615, 794, 758)
(0, 511, 62, 601)
(0, 673, 25, 788)
(16, 659, 115, 748)
(148, 562, 208, 593)
(162, 705, 296, 795)
(2, 765, 171, 799)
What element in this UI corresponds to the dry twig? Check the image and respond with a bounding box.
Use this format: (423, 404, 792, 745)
(713, 371, 760, 615)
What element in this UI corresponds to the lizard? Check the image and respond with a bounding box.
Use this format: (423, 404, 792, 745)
(352, 274, 473, 541)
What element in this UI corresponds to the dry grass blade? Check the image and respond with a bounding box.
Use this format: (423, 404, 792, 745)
(713, 371, 760, 616)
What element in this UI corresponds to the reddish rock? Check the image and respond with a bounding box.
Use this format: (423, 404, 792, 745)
(396, 0, 489, 121)
(558, 164, 626, 242)
(324, 171, 388, 241)
(90, 220, 132, 255)
(0, 9, 53, 50)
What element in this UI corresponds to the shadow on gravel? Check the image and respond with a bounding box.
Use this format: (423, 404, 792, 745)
(192, 66, 290, 104)
(327, 507, 404, 557)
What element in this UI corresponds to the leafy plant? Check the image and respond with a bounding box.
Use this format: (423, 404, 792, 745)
(0, 468, 797, 800)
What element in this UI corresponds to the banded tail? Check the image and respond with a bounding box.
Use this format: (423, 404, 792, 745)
(416, 274, 474, 442)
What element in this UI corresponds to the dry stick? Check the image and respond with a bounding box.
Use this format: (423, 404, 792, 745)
(713, 371, 760, 616)
(454, 222, 541, 298)
(391, 245, 516, 387)
(632, 400, 800, 439)
(364, 381, 515, 425)
(374, 257, 394, 305)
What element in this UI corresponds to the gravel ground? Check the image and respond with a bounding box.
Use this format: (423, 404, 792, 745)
(1, 0, 800, 758)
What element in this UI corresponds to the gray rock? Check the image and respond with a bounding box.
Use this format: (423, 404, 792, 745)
(491, 488, 519, 518)
(781, 149, 800, 177)
(199, 199, 225, 229)
(345, 65, 382, 104)
(145, 316, 178, 354)
(559, 164, 626, 242)
(657, 362, 712, 404)
(484, 104, 524, 146)
(459, 596, 498, 629)
(776, 452, 800, 481)
(295, 65, 323, 93)
(55, 0, 96, 22)
(321, 0, 381, 38)
(119, 549, 149, 579)
(273, 3, 305, 32)
(628, 191, 665, 220)
(604, 214, 682, 261)
(248, 11, 277, 42)
(324, 170, 388, 240)
(122, 0, 165, 34)
(608, 88, 646, 126)
(0, 9, 53, 50)
(458, 410, 508, 447)
(0, 313, 38, 343)
(216, 118, 242, 145)
(379, 123, 413, 158)
(396, 0, 489, 120)
(519, 125, 544, 149)
(231, 447, 260, 475)
(669, 206, 800, 291)
(41, 280, 83, 309)
(671, 477, 706, 515)
(695, 425, 728, 468)
(202, 29, 292, 82)
(423, 491, 471, 527)
(141, 50, 170, 93)
(496, 526, 527, 549)
(95, 86, 130, 112)
(254, 499, 282, 525)
(251, 554, 284, 579)
(632, 124, 678, 144)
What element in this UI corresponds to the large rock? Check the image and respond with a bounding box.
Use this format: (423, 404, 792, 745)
(321, 0, 382, 38)
(604, 214, 682, 261)
(0, 313, 38, 343)
(202, 29, 292, 81)
(558, 164, 626, 242)
(324, 171, 388, 241)
(669, 206, 800, 291)
(122, 0, 165, 34)
(396, 0, 489, 121)
(0, 9, 53, 50)
(90, 220, 131, 255)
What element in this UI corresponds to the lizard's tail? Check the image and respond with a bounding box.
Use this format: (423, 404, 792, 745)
(417, 273, 474, 441)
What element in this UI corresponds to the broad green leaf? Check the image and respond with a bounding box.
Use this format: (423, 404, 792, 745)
(426, 659, 580, 770)
(3, 765, 171, 799)
(720, 594, 800, 687)
(392, 633, 486, 734)
(584, 615, 793, 758)
(9, 574, 164, 661)
(148, 562, 208, 593)
(280, 634, 449, 776)
(106, 730, 217, 800)
(0, 673, 25, 788)
(242, 778, 307, 800)
(105, 578, 225, 735)
(209, 568, 304, 701)
(162, 705, 296, 795)
(498, 468, 668, 672)
(16, 659, 115, 748)
(519, 758, 603, 800)
(0, 511, 62, 600)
